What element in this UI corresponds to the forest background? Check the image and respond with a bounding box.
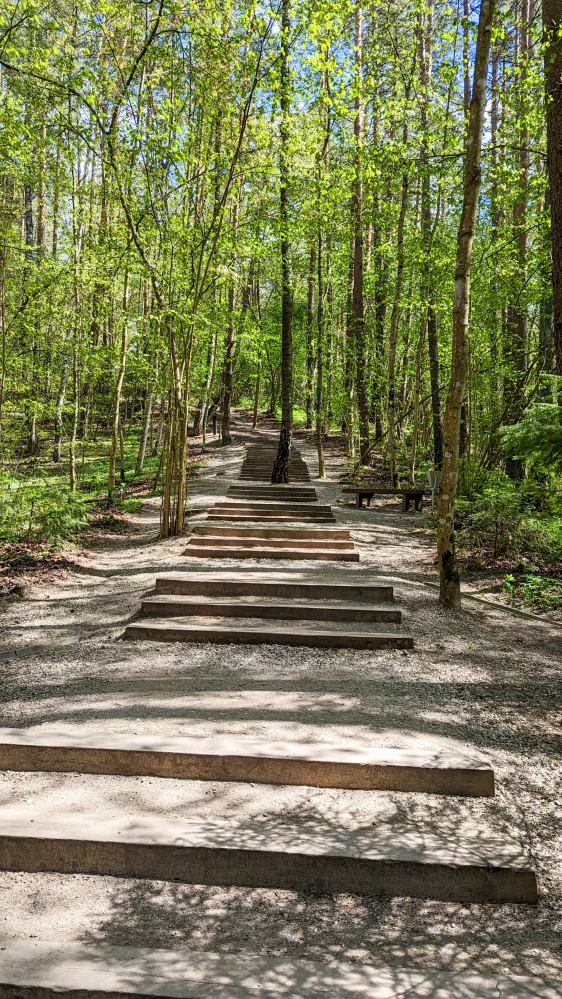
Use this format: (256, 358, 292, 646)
(0, 0, 561, 613)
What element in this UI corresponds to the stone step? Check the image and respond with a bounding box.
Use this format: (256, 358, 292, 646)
(193, 525, 351, 540)
(0, 808, 535, 902)
(186, 535, 354, 550)
(182, 545, 358, 561)
(0, 942, 557, 999)
(207, 513, 334, 522)
(154, 575, 393, 601)
(124, 621, 411, 649)
(141, 596, 398, 624)
(0, 729, 493, 795)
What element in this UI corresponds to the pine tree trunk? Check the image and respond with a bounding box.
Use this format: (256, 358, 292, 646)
(252, 355, 262, 429)
(437, 0, 496, 608)
(543, 0, 562, 374)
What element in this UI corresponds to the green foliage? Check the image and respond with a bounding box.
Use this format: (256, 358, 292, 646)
(500, 403, 562, 474)
(460, 471, 524, 558)
(503, 573, 562, 613)
(0, 473, 90, 544)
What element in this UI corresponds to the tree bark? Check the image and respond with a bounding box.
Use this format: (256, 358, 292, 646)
(305, 243, 316, 429)
(437, 0, 496, 609)
(351, 4, 370, 463)
(272, 0, 293, 483)
(543, 0, 562, 374)
(316, 231, 326, 479)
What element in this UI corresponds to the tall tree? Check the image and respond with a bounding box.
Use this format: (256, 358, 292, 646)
(543, 0, 562, 374)
(272, 0, 293, 482)
(437, 0, 497, 608)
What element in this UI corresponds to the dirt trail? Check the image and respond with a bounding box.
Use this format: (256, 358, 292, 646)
(0, 414, 561, 980)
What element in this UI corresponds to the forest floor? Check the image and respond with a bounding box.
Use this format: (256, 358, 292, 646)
(0, 412, 560, 981)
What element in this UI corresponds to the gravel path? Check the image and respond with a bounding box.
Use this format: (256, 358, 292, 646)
(0, 415, 560, 981)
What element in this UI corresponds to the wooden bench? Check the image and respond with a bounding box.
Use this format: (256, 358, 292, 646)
(342, 486, 425, 512)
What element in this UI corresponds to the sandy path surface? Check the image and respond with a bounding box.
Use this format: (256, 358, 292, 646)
(0, 415, 560, 981)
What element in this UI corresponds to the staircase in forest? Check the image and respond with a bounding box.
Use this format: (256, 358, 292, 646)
(0, 430, 542, 998)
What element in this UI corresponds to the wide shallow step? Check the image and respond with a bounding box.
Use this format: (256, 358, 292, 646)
(155, 575, 393, 601)
(213, 503, 333, 514)
(207, 513, 334, 522)
(193, 525, 351, 540)
(124, 621, 411, 649)
(141, 595, 398, 623)
(182, 545, 359, 561)
(0, 729, 493, 794)
(0, 809, 535, 902)
(1, 942, 558, 999)
(229, 491, 317, 501)
(186, 535, 354, 550)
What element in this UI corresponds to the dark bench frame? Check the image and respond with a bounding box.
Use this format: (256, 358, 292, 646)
(342, 487, 425, 512)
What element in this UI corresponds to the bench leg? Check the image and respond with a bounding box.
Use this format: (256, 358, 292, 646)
(402, 495, 409, 513)
(356, 495, 362, 508)
(416, 496, 423, 511)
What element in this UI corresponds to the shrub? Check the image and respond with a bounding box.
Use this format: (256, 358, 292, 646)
(0, 473, 90, 544)
(461, 471, 523, 557)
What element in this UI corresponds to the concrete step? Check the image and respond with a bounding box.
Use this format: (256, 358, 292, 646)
(0, 808, 535, 902)
(141, 595, 398, 624)
(154, 575, 394, 601)
(124, 620, 410, 649)
(0, 729, 493, 794)
(192, 525, 351, 540)
(0, 941, 556, 998)
(186, 536, 354, 550)
(182, 545, 359, 561)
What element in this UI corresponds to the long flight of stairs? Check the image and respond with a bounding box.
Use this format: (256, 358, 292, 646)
(0, 431, 542, 997)
(240, 439, 310, 481)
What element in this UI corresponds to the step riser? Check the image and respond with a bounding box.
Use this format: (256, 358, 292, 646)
(187, 537, 353, 550)
(141, 601, 400, 623)
(0, 831, 534, 903)
(213, 501, 332, 517)
(207, 515, 335, 523)
(155, 580, 393, 601)
(0, 743, 491, 795)
(229, 493, 317, 500)
(193, 527, 350, 539)
(182, 547, 359, 561)
(125, 623, 411, 649)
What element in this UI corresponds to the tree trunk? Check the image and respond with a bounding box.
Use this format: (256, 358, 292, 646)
(272, 0, 293, 483)
(252, 355, 262, 429)
(543, 0, 562, 374)
(387, 167, 409, 488)
(54, 354, 69, 462)
(316, 232, 326, 479)
(437, 0, 496, 608)
(108, 268, 130, 502)
(351, 4, 370, 463)
(305, 243, 316, 429)
(221, 281, 236, 445)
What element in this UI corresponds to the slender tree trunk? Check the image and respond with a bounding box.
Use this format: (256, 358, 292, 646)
(253, 355, 262, 429)
(351, 4, 370, 462)
(136, 380, 155, 475)
(221, 281, 236, 445)
(316, 232, 326, 479)
(437, 0, 496, 608)
(305, 243, 316, 429)
(387, 166, 409, 488)
(419, 1, 443, 469)
(272, 0, 293, 483)
(543, 0, 562, 374)
(54, 354, 69, 462)
(108, 268, 130, 502)
(69, 351, 79, 492)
